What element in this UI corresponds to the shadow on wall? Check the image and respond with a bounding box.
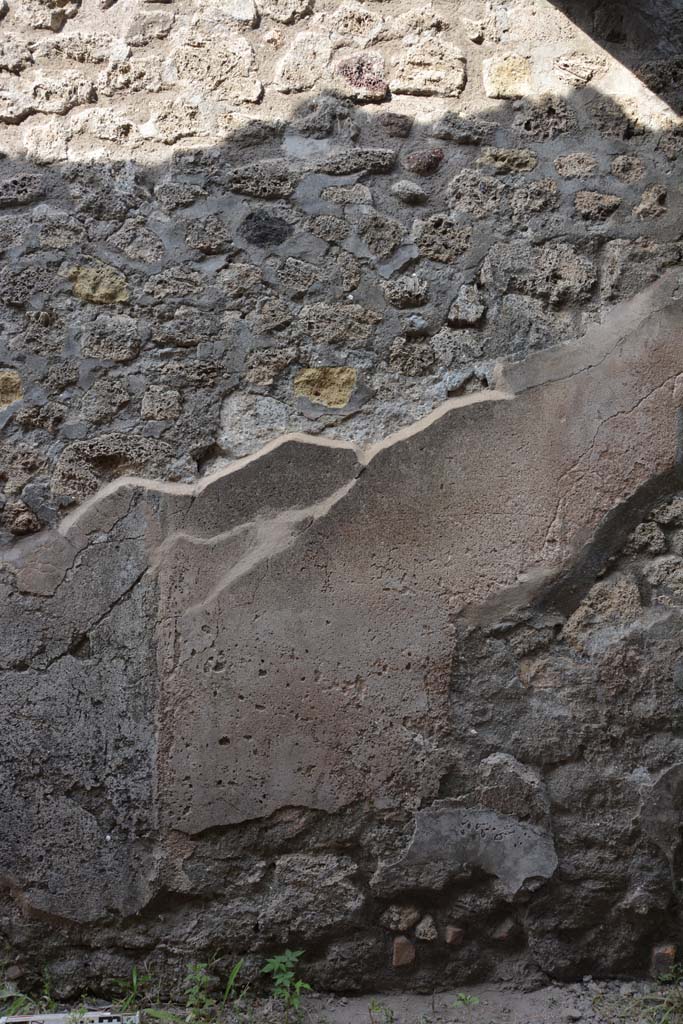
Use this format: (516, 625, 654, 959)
(550, 0, 683, 113)
(0, 11, 682, 546)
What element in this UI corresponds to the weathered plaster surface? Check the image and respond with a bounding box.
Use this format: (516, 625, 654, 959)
(3, 271, 683, 989)
(2, 0, 683, 996)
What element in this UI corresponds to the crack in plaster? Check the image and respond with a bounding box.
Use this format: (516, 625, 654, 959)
(11, 273, 672, 562)
(543, 369, 683, 558)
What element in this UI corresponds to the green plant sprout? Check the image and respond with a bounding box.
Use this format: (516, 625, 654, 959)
(368, 997, 396, 1024)
(452, 992, 480, 1024)
(112, 965, 154, 1013)
(262, 949, 311, 1023)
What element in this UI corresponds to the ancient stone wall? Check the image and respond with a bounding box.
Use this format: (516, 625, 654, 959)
(1, 0, 683, 997)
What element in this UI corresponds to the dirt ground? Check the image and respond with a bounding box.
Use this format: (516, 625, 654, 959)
(3, 978, 667, 1024)
(300, 979, 658, 1024)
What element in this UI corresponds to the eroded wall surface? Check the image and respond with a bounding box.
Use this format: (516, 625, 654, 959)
(1, 0, 683, 995)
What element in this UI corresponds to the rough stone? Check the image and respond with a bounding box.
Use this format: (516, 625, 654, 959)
(392, 936, 416, 968)
(626, 521, 667, 555)
(481, 241, 596, 307)
(294, 367, 357, 408)
(219, 392, 286, 454)
(555, 152, 599, 179)
(2, 499, 41, 535)
(277, 257, 320, 297)
(652, 496, 683, 527)
(289, 93, 357, 139)
(415, 915, 438, 942)
(401, 148, 444, 176)
(172, 35, 263, 102)
(230, 160, 299, 199)
(390, 37, 466, 97)
(320, 184, 372, 205)
(515, 96, 577, 140)
(478, 753, 550, 824)
(80, 379, 129, 425)
(574, 191, 622, 220)
(391, 180, 427, 205)
(492, 917, 517, 942)
(298, 302, 381, 346)
(110, 220, 165, 263)
(611, 154, 646, 183)
(52, 433, 186, 500)
(15, 0, 81, 32)
(600, 238, 681, 302)
(141, 386, 181, 421)
(448, 285, 486, 326)
(383, 275, 429, 308)
(0, 174, 45, 207)
(447, 168, 506, 218)
(316, 148, 396, 176)
(224, 0, 259, 27)
(308, 214, 348, 242)
(0, 74, 95, 125)
(32, 32, 121, 63)
(431, 326, 485, 368)
(333, 52, 388, 103)
(415, 215, 471, 263)
(184, 214, 235, 256)
(387, 337, 435, 375)
(479, 147, 537, 174)
(380, 4, 447, 40)
(275, 32, 333, 92)
(554, 51, 607, 86)
(0, 369, 22, 408)
(373, 806, 558, 897)
(380, 905, 421, 932)
(359, 212, 404, 258)
(245, 345, 298, 386)
(80, 315, 144, 364)
(634, 185, 667, 219)
(98, 55, 168, 98)
(239, 211, 294, 247)
(260, 854, 364, 937)
(68, 263, 130, 305)
(430, 112, 493, 145)
(512, 179, 560, 220)
(327, 1, 382, 42)
(259, 0, 312, 23)
(249, 297, 295, 333)
(376, 111, 413, 137)
(126, 11, 175, 46)
(0, 37, 33, 74)
(483, 53, 531, 98)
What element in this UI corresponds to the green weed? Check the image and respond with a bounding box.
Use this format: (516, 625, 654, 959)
(646, 967, 683, 1024)
(451, 992, 480, 1024)
(40, 967, 58, 1013)
(368, 997, 395, 1024)
(1, 992, 34, 1016)
(184, 962, 217, 1023)
(262, 949, 311, 1023)
(112, 965, 154, 1013)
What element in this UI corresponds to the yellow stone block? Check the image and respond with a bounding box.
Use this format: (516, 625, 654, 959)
(0, 369, 22, 409)
(294, 366, 357, 408)
(68, 262, 129, 305)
